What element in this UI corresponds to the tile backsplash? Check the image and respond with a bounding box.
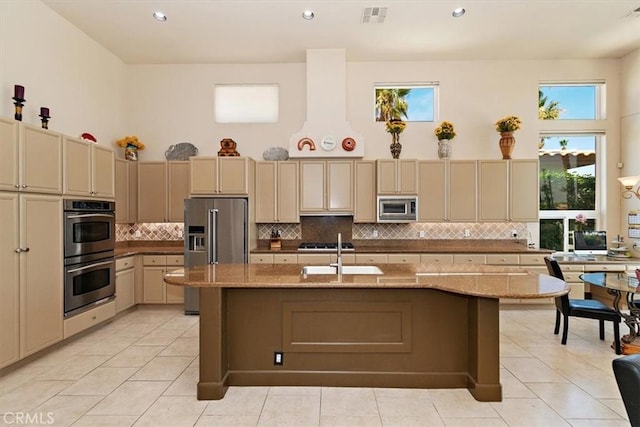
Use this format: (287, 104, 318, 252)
(116, 223, 184, 242)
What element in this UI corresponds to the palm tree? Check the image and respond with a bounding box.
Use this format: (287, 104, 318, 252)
(538, 90, 561, 120)
(376, 88, 411, 122)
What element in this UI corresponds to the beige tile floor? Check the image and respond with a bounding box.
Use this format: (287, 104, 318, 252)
(0, 305, 631, 426)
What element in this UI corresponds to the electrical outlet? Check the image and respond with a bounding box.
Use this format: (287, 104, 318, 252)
(373, 229, 378, 238)
(134, 230, 141, 238)
(511, 229, 518, 238)
(463, 229, 471, 238)
(274, 351, 283, 365)
(419, 230, 425, 238)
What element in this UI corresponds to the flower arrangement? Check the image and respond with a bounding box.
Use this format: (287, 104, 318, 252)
(385, 119, 407, 134)
(495, 116, 522, 133)
(575, 213, 587, 230)
(116, 135, 145, 150)
(434, 121, 456, 140)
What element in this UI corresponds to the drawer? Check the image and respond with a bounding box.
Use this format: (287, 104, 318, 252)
(388, 254, 420, 264)
(486, 254, 519, 265)
(559, 264, 584, 272)
(519, 254, 547, 265)
(453, 254, 486, 265)
(584, 264, 626, 272)
(64, 300, 116, 339)
(297, 254, 331, 265)
(420, 254, 454, 264)
(250, 254, 274, 264)
(568, 282, 585, 298)
(116, 256, 135, 271)
(355, 254, 388, 264)
(143, 255, 166, 266)
(331, 253, 356, 264)
(273, 254, 298, 264)
(166, 255, 184, 266)
(563, 272, 584, 282)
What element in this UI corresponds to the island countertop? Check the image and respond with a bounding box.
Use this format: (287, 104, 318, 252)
(164, 263, 568, 300)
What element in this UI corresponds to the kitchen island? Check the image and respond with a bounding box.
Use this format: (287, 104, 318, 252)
(164, 263, 568, 402)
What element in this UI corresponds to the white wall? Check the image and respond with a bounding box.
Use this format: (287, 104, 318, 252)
(0, 1, 126, 148)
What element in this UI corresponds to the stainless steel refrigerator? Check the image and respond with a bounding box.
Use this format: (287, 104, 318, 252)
(183, 198, 248, 314)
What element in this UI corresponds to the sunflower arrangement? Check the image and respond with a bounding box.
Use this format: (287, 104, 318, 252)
(385, 119, 407, 134)
(495, 116, 522, 133)
(434, 121, 456, 140)
(116, 135, 145, 150)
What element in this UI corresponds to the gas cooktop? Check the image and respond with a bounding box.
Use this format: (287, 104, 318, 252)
(298, 242, 355, 251)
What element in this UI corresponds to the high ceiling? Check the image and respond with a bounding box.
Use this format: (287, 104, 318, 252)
(42, 0, 640, 64)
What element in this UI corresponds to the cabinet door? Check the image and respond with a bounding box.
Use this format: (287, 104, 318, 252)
(166, 284, 184, 303)
(278, 162, 299, 223)
(21, 124, 62, 194)
(327, 160, 353, 212)
(398, 160, 417, 194)
(218, 157, 249, 194)
(20, 194, 63, 357)
(510, 159, 539, 221)
(0, 117, 19, 191)
(115, 158, 129, 223)
(300, 161, 326, 212)
(479, 160, 508, 221)
(418, 161, 446, 222)
(255, 162, 277, 222)
(143, 267, 166, 303)
(0, 193, 19, 368)
(168, 161, 190, 222)
(92, 145, 115, 198)
(190, 157, 218, 195)
(138, 162, 167, 222)
(115, 268, 135, 313)
(63, 136, 92, 196)
(449, 161, 477, 222)
(376, 160, 397, 194)
(354, 161, 376, 223)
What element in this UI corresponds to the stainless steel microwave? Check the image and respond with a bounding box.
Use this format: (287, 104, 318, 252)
(377, 196, 417, 222)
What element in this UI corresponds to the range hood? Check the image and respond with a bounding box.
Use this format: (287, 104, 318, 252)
(289, 49, 364, 158)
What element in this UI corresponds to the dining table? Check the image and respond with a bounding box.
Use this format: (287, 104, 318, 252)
(580, 272, 640, 354)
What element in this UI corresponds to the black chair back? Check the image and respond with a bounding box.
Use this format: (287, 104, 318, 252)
(545, 256, 569, 314)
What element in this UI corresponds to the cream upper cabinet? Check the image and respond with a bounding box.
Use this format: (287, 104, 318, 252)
(479, 160, 509, 222)
(115, 159, 138, 223)
(0, 193, 19, 368)
(190, 157, 253, 195)
(299, 160, 353, 214)
(354, 161, 376, 223)
(448, 160, 477, 222)
(0, 120, 62, 194)
(63, 136, 115, 198)
(377, 159, 417, 195)
(138, 161, 189, 222)
(510, 159, 539, 222)
(255, 161, 299, 223)
(20, 194, 63, 358)
(417, 160, 447, 222)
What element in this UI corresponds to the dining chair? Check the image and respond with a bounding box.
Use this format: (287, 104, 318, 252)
(544, 257, 621, 354)
(613, 354, 640, 427)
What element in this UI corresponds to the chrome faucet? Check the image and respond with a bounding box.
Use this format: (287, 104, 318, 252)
(330, 232, 343, 277)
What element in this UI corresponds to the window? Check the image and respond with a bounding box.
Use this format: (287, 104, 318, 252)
(214, 84, 279, 123)
(539, 83, 605, 120)
(374, 84, 437, 122)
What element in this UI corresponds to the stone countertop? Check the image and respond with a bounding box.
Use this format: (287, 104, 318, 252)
(115, 241, 183, 258)
(552, 254, 640, 264)
(164, 263, 568, 300)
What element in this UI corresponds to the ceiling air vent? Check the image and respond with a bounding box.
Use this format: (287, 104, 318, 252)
(362, 7, 387, 24)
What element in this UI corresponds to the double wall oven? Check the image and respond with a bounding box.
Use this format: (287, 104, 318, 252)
(63, 200, 116, 317)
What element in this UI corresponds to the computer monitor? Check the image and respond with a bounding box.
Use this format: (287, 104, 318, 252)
(573, 230, 608, 256)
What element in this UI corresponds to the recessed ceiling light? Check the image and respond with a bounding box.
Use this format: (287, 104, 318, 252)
(452, 7, 465, 17)
(302, 10, 315, 20)
(153, 11, 167, 22)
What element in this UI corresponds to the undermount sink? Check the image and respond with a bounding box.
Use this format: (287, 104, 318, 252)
(301, 265, 384, 276)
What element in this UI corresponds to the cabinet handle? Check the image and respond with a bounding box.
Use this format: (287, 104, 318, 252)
(14, 184, 20, 188)
(92, 315, 97, 320)
(402, 258, 407, 262)
(15, 248, 22, 253)
(22, 247, 30, 252)
(21, 184, 27, 188)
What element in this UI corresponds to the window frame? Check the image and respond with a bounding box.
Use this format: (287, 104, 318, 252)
(538, 81, 606, 121)
(373, 83, 439, 123)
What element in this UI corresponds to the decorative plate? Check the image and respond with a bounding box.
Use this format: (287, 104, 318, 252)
(341, 137, 356, 152)
(165, 142, 198, 160)
(321, 135, 337, 151)
(80, 132, 97, 143)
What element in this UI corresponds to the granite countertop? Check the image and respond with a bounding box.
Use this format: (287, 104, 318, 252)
(551, 254, 640, 264)
(164, 263, 568, 300)
(115, 241, 183, 258)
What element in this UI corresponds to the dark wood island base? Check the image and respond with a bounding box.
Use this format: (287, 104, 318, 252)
(197, 286, 501, 402)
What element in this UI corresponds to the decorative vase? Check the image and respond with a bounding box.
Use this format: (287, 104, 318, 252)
(437, 139, 451, 159)
(390, 133, 402, 159)
(498, 131, 516, 159)
(124, 143, 138, 161)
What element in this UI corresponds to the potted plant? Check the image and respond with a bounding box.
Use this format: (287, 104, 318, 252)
(385, 119, 406, 159)
(434, 121, 456, 159)
(116, 135, 145, 161)
(494, 116, 521, 159)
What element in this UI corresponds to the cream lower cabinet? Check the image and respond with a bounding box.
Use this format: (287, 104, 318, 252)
(63, 136, 115, 198)
(138, 161, 190, 222)
(255, 161, 299, 223)
(143, 255, 184, 304)
(115, 256, 136, 313)
(0, 193, 20, 368)
(354, 161, 377, 223)
(299, 160, 353, 214)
